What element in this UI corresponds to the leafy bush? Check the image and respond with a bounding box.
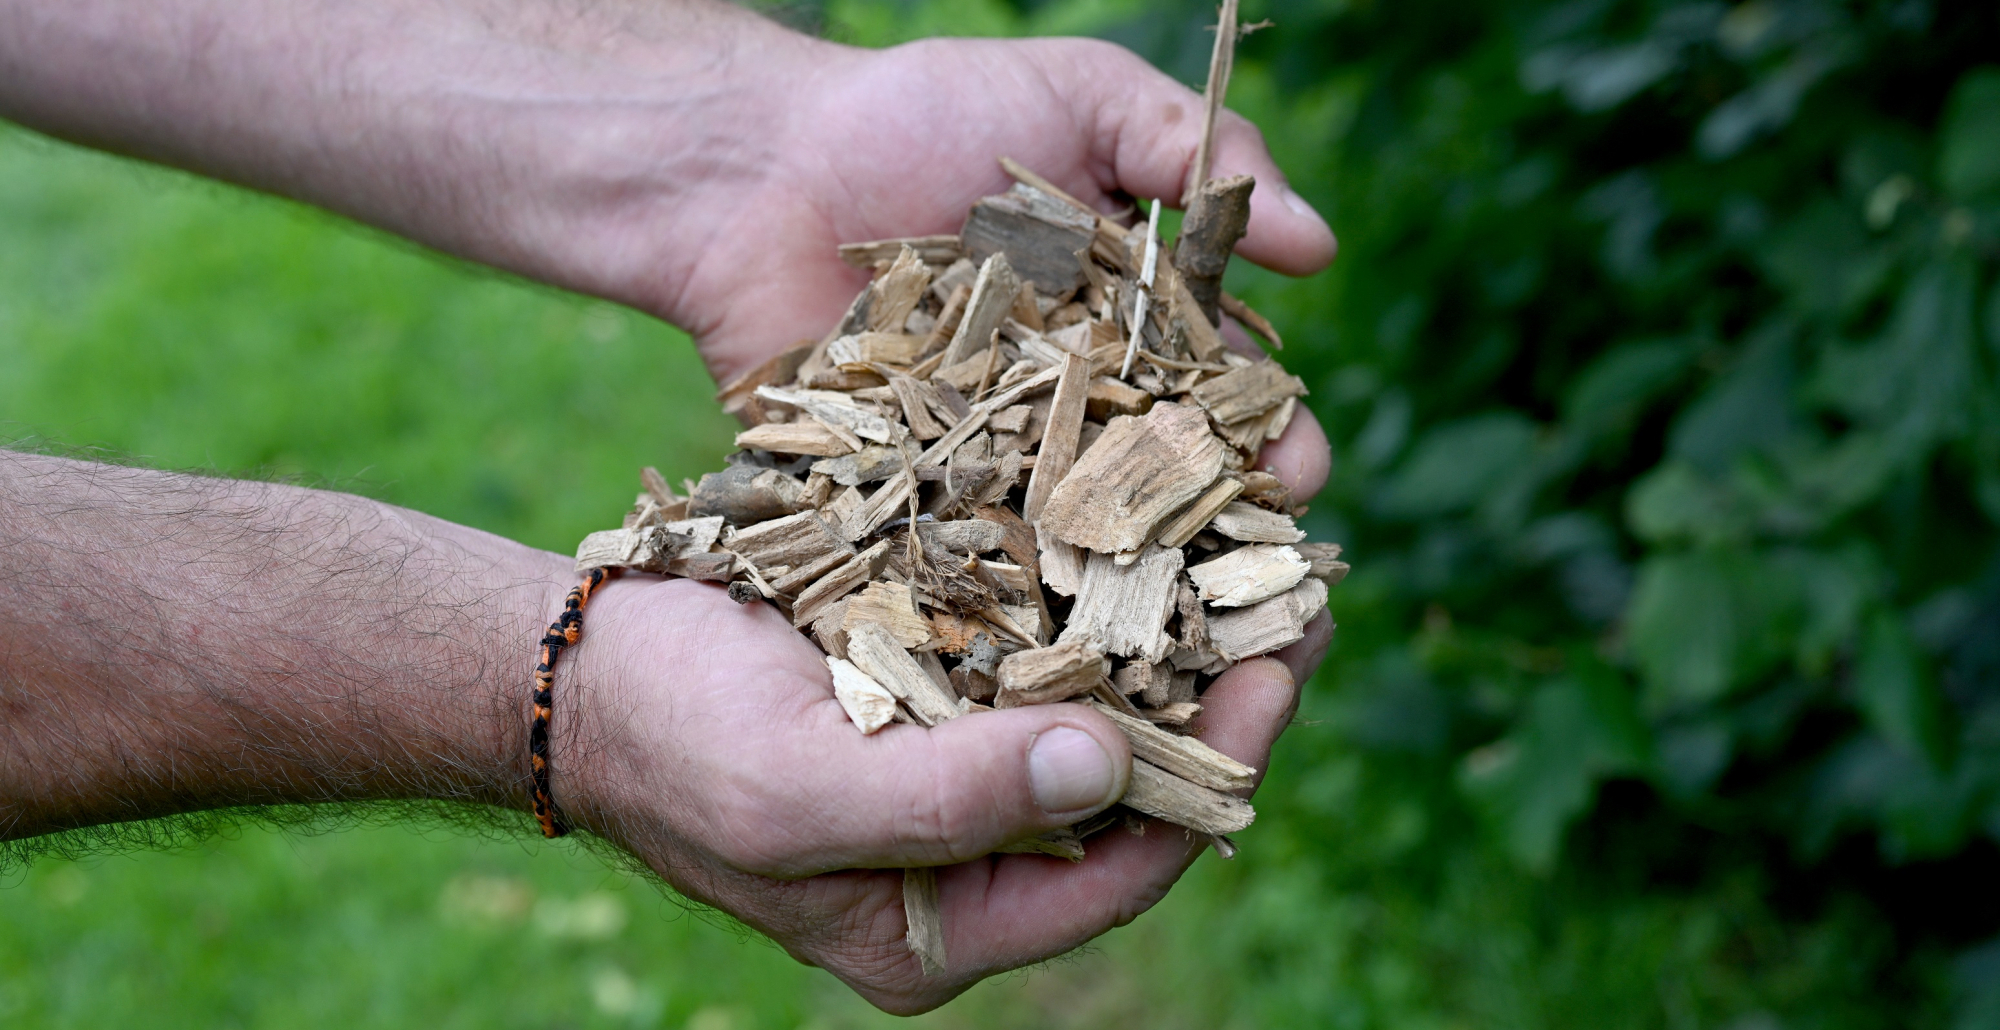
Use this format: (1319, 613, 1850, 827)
(823, 0, 2000, 1022)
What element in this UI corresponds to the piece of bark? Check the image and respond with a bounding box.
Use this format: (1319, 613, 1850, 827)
(961, 184, 1096, 293)
(827, 656, 898, 734)
(1019, 352, 1092, 521)
(663, 551, 736, 581)
(810, 445, 906, 487)
(734, 421, 857, 457)
(949, 664, 998, 703)
(1121, 759, 1255, 835)
(994, 641, 1109, 708)
(1036, 522, 1087, 598)
(1206, 577, 1325, 661)
(1174, 578, 1210, 652)
(839, 235, 964, 269)
(688, 466, 809, 525)
(1086, 376, 1154, 421)
(971, 504, 1040, 575)
(903, 867, 946, 976)
(1155, 477, 1245, 550)
(988, 404, 1032, 434)
(828, 332, 927, 367)
(914, 519, 1006, 555)
(754, 385, 898, 445)
(843, 582, 933, 650)
(1114, 661, 1174, 704)
(640, 466, 680, 508)
(1087, 701, 1255, 791)
(1143, 702, 1203, 728)
(1059, 545, 1184, 663)
(716, 339, 815, 423)
(1188, 359, 1305, 426)
(848, 622, 963, 726)
(1188, 543, 1310, 607)
(1172, 174, 1254, 325)
(994, 827, 1085, 861)
(1293, 542, 1350, 585)
(888, 375, 952, 440)
(1208, 500, 1306, 544)
(864, 246, 934, 333)
(941, 252, 1020, 368)
(790, 540, 892, 627)
(725, 510, 851, 572)
(1038, 402, 1227, 554)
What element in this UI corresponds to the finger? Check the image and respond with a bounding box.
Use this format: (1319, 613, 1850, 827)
(1049, 40, 1336, 276)
(716, 700, 1134, 877)
(1274, 610, 1335, 687)
(1254, 404, 1330, 502)
(886, 659, 1307, 998)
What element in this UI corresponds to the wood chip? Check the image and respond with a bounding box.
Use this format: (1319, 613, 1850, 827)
(961, 183, 1096, 292)
(1038, 402, 1226, 554)
(1154, 477, 1245, 550)
(1294, 541, 1351, 585)
(903, 867, 946, 976)
(1187, 543, 1310, 607)
(848, 621, 963, 726)
(1206, 577, 1326, 662)
(865, 246, 934, 333)
(941, 252, 1020, 368)
(1121, 759, 1254, 835)
(843, 581, 933, 650)
(994, 641, 1109, 708)
(688, 466, 810, 525)
(1058, 545, 1183, 663)
(828, 656, 898, 734)
(1087, 700, 1255, 791)
(839, 235, 964, 269)
(734, 420, 857, 457)
(791, 540, 892, 627)
(1019, 352, 1091, 521)
(1207, 500, 1305, 543)
(1187, 359, 1305, 425)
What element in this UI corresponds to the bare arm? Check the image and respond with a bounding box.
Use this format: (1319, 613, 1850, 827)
(0, 450, 566, 838)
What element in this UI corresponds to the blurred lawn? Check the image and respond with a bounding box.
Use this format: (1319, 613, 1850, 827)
(0, 124, 1275, 1029)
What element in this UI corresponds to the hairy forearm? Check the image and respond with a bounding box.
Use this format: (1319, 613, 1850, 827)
(0, 451, 569, 839)
(0, 0, 812, 308)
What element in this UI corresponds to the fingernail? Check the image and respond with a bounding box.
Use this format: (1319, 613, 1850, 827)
(1028, 728, 1116, 814)
(1282, 187, 1328, 228)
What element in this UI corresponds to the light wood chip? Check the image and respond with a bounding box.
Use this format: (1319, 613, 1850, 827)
(828, 332, 926, 367)
(994, 641, 1109, 708)
(1187, 359, 1305, 425)
(1208, 500, 1305, 543)
(1019, 352, 1091, 521)
(1059, 545, 1183, 663)
(903, 867, 946, 976)
(735, 420, 856, 457)
(827, 656, 897, 734)
(843, 582, 933, 650)
(1205, 577, 1325, 661)
(848, 622, 962, 726)
(1038, 402, 1227, 554)
(725, 511, 852, 572)
(865, 246, 933, 333)
(790, 540, 892, 627)
(1121, 759, 1255, 835)
(1087, 700, 1255, 791)
(941, 252, 1020, 368)
(839, 235, 964, 269)
(1188, 543, 1310, 607)
(1154, 477, 1244, 550)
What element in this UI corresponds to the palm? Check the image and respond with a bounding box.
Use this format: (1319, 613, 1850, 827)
(655, 37, 1331, 385)
(574, 577, 1315, 1012)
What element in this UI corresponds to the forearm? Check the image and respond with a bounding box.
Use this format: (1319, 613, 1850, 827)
(0, 0, 812, 309)
(0, 451, 569, 840)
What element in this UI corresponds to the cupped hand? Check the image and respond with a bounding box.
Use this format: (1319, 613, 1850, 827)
(557, 575, 1332, 1013)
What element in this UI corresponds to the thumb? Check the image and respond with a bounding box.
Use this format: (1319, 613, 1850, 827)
(737, 701, 1132, 877)
(1045, 40, 1337, 276)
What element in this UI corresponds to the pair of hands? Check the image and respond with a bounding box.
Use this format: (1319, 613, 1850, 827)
(0, 1, 1337, 1013)
(543, 29, 1338, 1013)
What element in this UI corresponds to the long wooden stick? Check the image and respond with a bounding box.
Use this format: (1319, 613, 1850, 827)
(1184, 0, 1241, 205)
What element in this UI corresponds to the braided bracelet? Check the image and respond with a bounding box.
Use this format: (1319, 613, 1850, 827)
(531, 566, 611, 838)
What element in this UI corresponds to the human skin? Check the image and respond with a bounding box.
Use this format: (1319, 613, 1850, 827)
(0, 0, 1337, 1013)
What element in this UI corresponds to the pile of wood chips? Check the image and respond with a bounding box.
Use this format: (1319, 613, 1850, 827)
(572, 159, 1346, 973)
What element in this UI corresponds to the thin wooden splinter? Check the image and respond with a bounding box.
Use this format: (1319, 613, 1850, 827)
(1120, 200, 1164, 379)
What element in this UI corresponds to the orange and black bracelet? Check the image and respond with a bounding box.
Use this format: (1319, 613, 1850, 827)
(531, 566, 611, 838)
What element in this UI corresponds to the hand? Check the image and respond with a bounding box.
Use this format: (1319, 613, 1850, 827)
(558, 575, 1333, 1013)
(583, 33, 1338, 501)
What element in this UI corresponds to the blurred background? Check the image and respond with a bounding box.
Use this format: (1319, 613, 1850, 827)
(3, 0, 1998, 1025)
